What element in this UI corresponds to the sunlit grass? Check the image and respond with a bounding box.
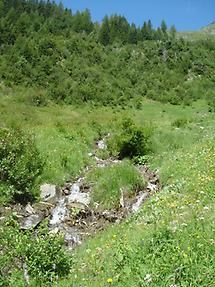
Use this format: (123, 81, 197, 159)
(88, 160, 145, 210)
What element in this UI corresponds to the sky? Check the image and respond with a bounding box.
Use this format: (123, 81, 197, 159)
(56, 0, 215, 31)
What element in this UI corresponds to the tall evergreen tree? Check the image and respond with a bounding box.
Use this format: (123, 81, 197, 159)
(161, 20, 167, 34)
(99, 15, 110, 45)
(81, 9, 93, 33)
(128, 23, 138, 44)
(72, 9, 93, 34)
(141, 20, 154, 40)
(109, 15, 129, 44)
(147, 19, 153, 39)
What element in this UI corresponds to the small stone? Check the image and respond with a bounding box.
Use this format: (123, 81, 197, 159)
(144, 274, 152, 284)
(64, 232, 81, 246)
(0, 216, 6, 222)
(63, 188, 70, 196)
(70, 183, 80, 193)
(55, 224, 82, 247)
(97, 163, 106, 168)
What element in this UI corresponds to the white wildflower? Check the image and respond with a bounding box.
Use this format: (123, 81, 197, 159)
(144, 274, 152, 284)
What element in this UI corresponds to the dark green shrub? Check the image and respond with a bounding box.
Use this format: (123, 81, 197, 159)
(27, 90, 48, 106)
(0, 128, 44, 201)
(109, 118, 152, 159)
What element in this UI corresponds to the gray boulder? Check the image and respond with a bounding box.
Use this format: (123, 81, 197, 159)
(67, 192, 90, 206)
(40, 184, 57, 203)
(20, 213, 44, 230)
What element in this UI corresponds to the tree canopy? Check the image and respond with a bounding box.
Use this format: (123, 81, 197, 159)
(0, 0, 215, 109)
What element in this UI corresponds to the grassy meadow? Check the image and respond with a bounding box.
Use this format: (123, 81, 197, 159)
(0, 85, 214, 286)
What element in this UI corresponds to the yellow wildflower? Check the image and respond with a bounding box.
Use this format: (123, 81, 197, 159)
(107, 278, 113, 284)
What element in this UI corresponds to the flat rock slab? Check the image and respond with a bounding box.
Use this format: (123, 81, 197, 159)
(67, 192, 90, 206)
(40, 184, 57, 203)
(20, 213, 45, 230)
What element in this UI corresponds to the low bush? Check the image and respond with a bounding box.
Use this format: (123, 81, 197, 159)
(0, 128, 44, 201)
(27, 89, 48, 107)
(108, 118, 152, 159)
(0, 220, 72, 285)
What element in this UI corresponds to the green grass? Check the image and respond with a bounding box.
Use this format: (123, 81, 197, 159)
(88, 160, 145, 210)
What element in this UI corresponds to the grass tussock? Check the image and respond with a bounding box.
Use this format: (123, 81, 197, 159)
(88, 161, 145, 210)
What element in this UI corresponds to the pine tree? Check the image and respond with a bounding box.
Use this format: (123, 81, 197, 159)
(72, 9, 93, 34)
(141, 21, 148, 40)
(128, 23, 138, 44)
(161, 20, 167, 34)
(108, 15, 129, 44)
(141, 20, 153, 40)
(147, 19, 153, 39)
(99, 15, 110, 45)
(81, 9, 93, 34)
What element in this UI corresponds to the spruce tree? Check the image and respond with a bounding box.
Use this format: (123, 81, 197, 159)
(161, 20, 167, 34)
(99, 16, 110, 45)
(128, 23, 138, 44)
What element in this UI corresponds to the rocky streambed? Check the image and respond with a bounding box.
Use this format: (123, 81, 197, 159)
(0, 137, 161, 249)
